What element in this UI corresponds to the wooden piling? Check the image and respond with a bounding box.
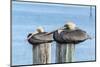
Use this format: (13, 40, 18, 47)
(56, 43, 75, 63)
(32, 42, 51, 64)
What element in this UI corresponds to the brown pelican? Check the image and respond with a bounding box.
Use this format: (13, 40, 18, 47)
(27, 27, 53, 45)
(53, 22, 91, 44)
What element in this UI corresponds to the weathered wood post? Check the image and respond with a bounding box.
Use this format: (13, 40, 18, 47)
(32, 42, 51, 64)
(56, 43, 75, 63)
(27, 27, 53, 64)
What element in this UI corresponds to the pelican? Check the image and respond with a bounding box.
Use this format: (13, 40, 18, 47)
(53, 22, 91, 44)
(27, 27, 53, 45)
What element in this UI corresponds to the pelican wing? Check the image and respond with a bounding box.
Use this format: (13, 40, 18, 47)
(61, 29, 88, 42)
(27, 32, 53, 44)
(53, 31, 65, 43)
(33, 32, 53, 41)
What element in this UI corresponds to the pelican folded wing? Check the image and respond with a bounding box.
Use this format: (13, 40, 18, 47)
(28, 32, 53, 44)
(34, 32, 53, 41)
(61, 29, 89, 44)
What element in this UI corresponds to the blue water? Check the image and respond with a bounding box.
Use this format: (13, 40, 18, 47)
(12, 1, 96, 65)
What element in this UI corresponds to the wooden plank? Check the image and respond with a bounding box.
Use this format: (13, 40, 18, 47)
(56, 43, 75, 63)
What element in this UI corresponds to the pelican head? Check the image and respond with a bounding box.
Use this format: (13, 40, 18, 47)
(27, 26, 44, 40)
(64, 22, 76, 30)
(36, 26, 44, 33)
